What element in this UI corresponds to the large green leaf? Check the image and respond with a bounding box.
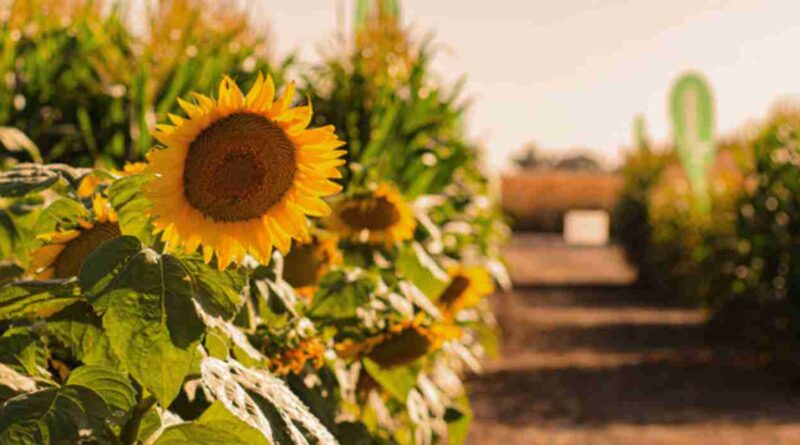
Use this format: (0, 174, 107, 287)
(0, 366, 134, 445)
(107, 174, 155, 243)
(308, 270, 374, 321)
(153, 401, 270, 445)
(47, 302, 119, 368)
(103, 287, 201, 408)
(78, 236, 146, 307)
(81, 237, 235, 406)
(65, 365, 136, 413)
(171, 255, 248, 320)
(0, 279, 81, 321)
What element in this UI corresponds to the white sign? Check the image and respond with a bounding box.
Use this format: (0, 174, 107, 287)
(563, 210, 609, 246)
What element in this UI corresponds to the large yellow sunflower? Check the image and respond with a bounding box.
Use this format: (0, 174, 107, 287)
(282, 231, 342, 299)
(327, 182, 415, 246)
(144, 74, 346, 269)
(437, 265, 495, 316)
(29, 195, 121, 279)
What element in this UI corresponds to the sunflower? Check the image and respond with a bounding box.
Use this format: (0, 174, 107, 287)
(437, 265, 495, 316)
(328, 182, 416, 246)
(282, 231, 342, 299)
(144, 74, 346, 269)
(29, 195, 121, 279)
(337, 315, 459, 369)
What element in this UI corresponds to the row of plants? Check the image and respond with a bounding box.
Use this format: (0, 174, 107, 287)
(614, 77, 800, 349)
(0, 1, 508, 444)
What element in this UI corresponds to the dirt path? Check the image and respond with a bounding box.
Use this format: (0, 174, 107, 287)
(466, 287, 800, 444)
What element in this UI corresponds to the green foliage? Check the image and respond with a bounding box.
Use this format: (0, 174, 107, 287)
(0, 4, 505, 444)
(154, 401, 270, 445)
(0, 366, 134, 444)
(0, 0, 278, 167)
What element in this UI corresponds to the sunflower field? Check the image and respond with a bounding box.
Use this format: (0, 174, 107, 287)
(0, 1, 508, 444)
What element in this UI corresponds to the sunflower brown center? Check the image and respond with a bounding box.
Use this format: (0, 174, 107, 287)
(367, 327, 431, 368)
(183, 112, 296, 222)
(338, 197, 400, 230)
(53, 223, 121, 278)
(438, 275, 470, 306)
(282, 242, 321, 288)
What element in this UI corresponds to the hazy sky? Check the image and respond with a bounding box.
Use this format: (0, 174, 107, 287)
(260, 0, 800, 170)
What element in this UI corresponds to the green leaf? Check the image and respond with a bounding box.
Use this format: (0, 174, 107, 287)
(308, 271, 374, 321)
(34, 198, 88, 234)
(103, 288, 201, 408)
(0, 164, 59, 197)
(0, 366, 133, 444)
(396, 243, 447, 301)
(0, 328, 46, 377)
(137, 406, 163, 443)
(65, 365, 136, 413)
(446, 396, 472, 445)
(107, 174, 154, 244)
(0, 279, 81, 321)
(172, 255, 247, 320)
(47, 302, 119, 368)
(0, 261, 24, 286)
(80, 236, 247, 407)
(79, 236, 145, 306)
(153, 401, 270, 445)
(362, 358, 419, 403)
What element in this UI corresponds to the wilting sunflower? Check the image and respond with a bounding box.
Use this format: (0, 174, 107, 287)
(282, 231, 342, 299)
(144, 74, 346, 269)
(337, 315, 460, 369)
(328, 182, 416, 246)
(29, 195, 121, 279)
(437, 265, 495, 316)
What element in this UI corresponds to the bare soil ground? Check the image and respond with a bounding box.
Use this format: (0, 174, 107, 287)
(466, 287, 800, 444)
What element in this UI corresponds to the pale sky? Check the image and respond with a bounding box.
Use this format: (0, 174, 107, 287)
(257, 0, 800, 170)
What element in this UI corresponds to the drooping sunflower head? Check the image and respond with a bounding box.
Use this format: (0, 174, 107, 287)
(437, 265, 495, 316)
(282, 231, 342, 299)
(337, 315, 459, 369)
(328, 182, 416, 246)
(29, 195, 121, 279)
(144, 74, 346, 269)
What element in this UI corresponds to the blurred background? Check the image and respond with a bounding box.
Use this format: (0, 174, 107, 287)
(3, 0, 800, 443)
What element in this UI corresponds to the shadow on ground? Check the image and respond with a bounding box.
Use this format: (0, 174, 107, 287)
(467, 287, 800, 442)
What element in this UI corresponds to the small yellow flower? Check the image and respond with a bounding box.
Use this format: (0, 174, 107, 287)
(144, 74, 346, 269)
(328, 182, 415, 246)
(437, 265, 495, 316)
(29, 195, 120, 279)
